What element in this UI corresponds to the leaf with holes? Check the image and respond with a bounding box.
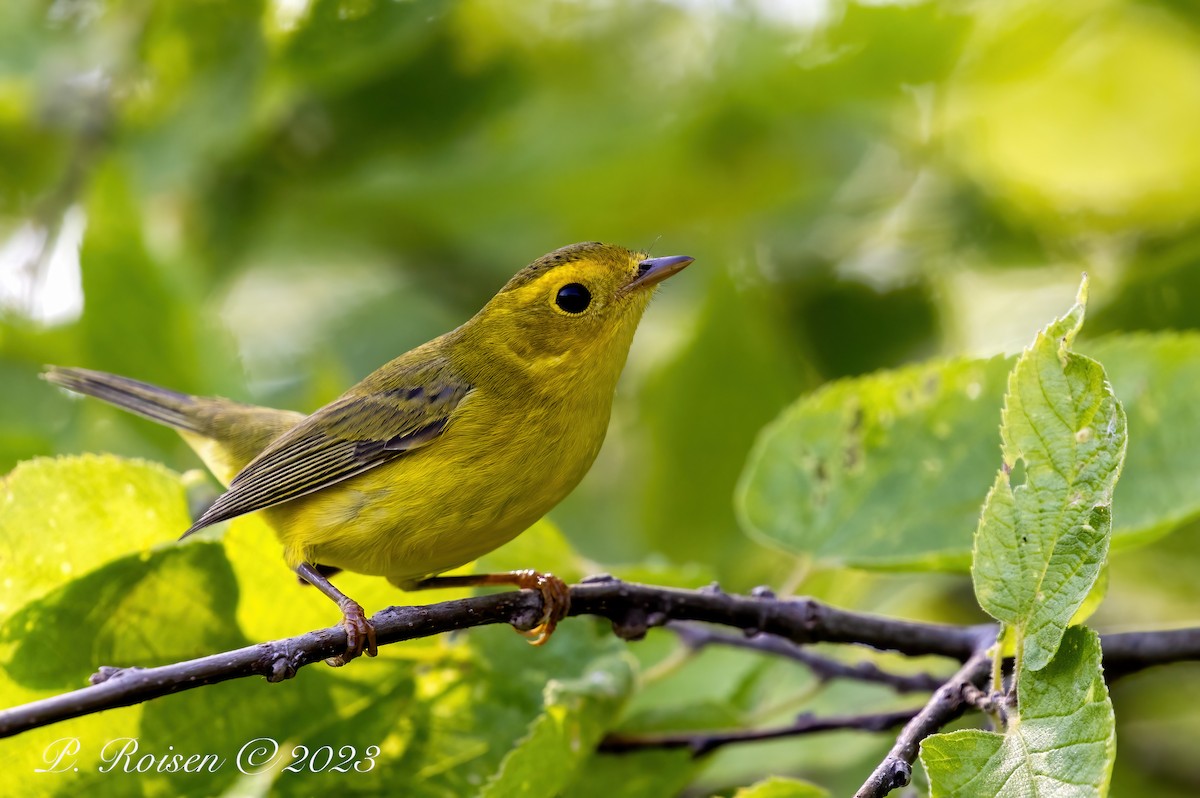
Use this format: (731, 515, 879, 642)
(737, 355, 1012, 570)
(972, 277, 1126, 670)
(737, 330, 1200, 575)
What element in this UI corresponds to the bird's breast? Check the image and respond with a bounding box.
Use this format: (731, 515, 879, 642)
(268, 384, 612, 584)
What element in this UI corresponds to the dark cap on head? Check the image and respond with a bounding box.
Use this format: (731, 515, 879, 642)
(501, 242, 639, 292)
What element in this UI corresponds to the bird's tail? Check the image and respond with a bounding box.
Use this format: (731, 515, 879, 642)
(43, 366, 207, 434)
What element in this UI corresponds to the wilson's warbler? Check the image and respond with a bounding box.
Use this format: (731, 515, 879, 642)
(45, 242, 693, 664)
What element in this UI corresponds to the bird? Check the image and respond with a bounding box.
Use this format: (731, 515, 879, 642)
(45, 242, 693, 665)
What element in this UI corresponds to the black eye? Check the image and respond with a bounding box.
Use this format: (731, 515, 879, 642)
(555, 283, 591, 314)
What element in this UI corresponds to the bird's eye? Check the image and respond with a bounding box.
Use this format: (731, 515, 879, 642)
(555, 283, 592, 314)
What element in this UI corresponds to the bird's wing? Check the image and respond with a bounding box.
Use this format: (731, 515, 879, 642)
(182, 362, 472, 536)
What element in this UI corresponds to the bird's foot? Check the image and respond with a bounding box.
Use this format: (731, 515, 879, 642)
(324, 599, 378, 667)
(409, 569, 572, 645)
(511, 570, 571, 646)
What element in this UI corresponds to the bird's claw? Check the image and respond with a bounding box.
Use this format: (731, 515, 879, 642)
(512, 570, 570, 646)
(324, 599, 378, 667)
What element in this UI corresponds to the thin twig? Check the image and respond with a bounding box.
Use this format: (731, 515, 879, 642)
(1099, 628, 1200, 679)
(854, 634, 996, 798)
(669, 622, 947, 693)
(599, 707, 921, 757)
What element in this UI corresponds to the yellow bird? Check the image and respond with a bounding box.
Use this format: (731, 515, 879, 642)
(45, 242, 693, 664)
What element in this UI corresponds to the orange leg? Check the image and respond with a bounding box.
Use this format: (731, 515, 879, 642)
(413, 570, 571, 646)
(296, 562, 378, 666)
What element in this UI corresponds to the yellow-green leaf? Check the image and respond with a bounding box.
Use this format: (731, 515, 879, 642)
(0, 455, 192, 621)
(920, 627, 1115, 797)
(972, 278, 1126, 670)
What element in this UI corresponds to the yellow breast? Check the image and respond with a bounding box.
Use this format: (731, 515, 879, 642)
(263, 384, 610, 587)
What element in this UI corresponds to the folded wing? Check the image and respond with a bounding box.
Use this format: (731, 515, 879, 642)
(183, 362, 471, 536)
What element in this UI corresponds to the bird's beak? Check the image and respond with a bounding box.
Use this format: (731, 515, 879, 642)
(623, 255, 695, 293)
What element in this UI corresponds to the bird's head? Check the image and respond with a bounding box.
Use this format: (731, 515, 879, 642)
(462, 242, 693, 387)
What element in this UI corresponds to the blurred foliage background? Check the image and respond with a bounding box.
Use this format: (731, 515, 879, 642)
(2, 0, 1199, 795)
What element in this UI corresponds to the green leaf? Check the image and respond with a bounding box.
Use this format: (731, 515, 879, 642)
(737, 333, 1199, 574)
(562, 750, 697, 798)
(732, 776, 829, 798)
(0, 541, 243, 689)
(1069, 564, 1108, 628)
(482, 653, 633, 798)
(920, 626, 1115, 797)
(0, 455, 192, 621)
(737, 355, 1011, 570)
(1082, 334, 1200, 549)
(973, 279, 1126, 670)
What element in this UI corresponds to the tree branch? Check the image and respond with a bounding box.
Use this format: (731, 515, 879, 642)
(1097, 628, 1200, 679)
(1, 578, 1197, 741)
(599, 707, 921, 757)
(854, 638, 995, 798)
(668, 622, 947, 693)
(572, 577, 982, 658)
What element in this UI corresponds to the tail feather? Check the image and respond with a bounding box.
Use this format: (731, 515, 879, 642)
(43, 366, 205, 434)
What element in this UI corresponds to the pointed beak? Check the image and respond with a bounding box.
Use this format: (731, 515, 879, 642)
(623, 255, 695, 293)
